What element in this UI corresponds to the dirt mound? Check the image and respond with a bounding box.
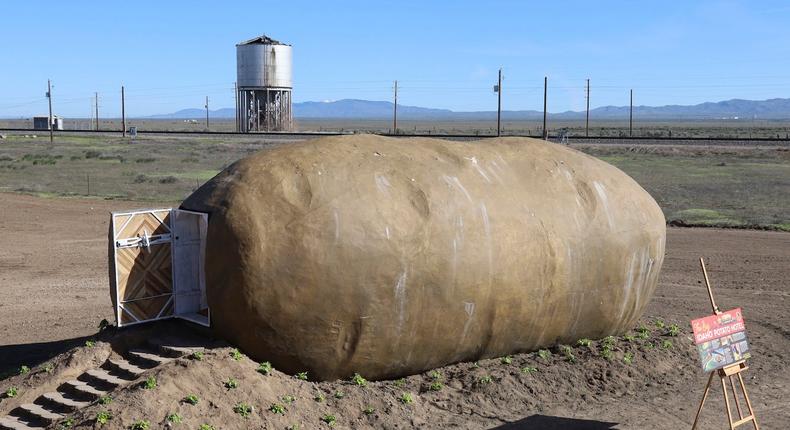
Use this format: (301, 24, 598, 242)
(0, 319, 696, 429)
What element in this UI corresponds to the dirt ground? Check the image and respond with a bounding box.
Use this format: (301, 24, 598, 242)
(1, 192, 789, 429)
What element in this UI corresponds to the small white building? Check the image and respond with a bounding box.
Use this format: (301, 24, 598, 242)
(33, 115, 64, 130)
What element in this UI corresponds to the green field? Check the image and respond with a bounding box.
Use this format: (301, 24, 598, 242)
(0, 134, 788, 230)
(581, 145, 790, 230)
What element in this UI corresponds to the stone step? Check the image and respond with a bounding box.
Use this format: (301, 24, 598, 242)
(41, 392, 91, 411)
(157, 344, 200, 357)
(17, 404, 62, 423)
(127, 349, 172, 366)
(85, 369, 128, 386)
(0, 416, 44, 430)
(106, 358, 145, 377)
(63, 380, 107, 398)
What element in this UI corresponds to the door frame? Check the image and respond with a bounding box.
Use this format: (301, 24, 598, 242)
(111, 208, 210, 328)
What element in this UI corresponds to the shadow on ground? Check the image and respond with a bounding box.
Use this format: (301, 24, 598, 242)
(0, 335, 92, 377)
(0, 319, 221, 379)
(492, 414, 619, 429)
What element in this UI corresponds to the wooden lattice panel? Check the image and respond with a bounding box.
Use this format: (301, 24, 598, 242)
(112, 210, 174, 325)
(116, 246, 173, 302)
(119, 296, 174, 325)
(114, 211, 171, 239)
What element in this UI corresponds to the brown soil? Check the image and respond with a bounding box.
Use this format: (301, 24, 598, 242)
(1, 192, 789, 429)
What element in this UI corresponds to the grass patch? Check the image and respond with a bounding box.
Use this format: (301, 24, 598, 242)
(96, 410, 112, 425)
(352, 373, 367, 386)
(669, 208, 744, 227)
(233, 402, 253, 418)
(257, 361, 273, 375)
(142, 376, 157, 389)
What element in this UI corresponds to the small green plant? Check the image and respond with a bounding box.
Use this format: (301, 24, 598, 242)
(623, 352, 634, 365)
(198, 425, 215, 430)
(334, 390, 345, 399)
(577, 338, 592, 347)
(191, 351, 204, 361)
(282, 395, 295, 404)
(601, 348, 614, 361)
(98, 395, 113, 405)
(398, 392, 414, 404)
(655, 319, 666, 329)
(166, 413, 182, 424)
(225, 377, 239, 389)
(637, 325, 650, 339)
(43, 362, 55, 373)
(295, 371, 308, 381)
(143, 375, 157, 389)
(561, 345, 576, 363)
(500, 355, 512, 365)
(623, 333, 636, 342)
(363, 406, 375, 415)
(470, 361, 480, 369)
(394, 378, 406, 387)
(429, 370, 442, 380)
(314, 393, 325, 402)
(130, 420, 150, 430)
(646, 342, 655, 349)
(602, 336, 617, 348)
(59, 417, 75, 428)
(96, 411, 112, 425)
(183, 394, 199, 405)
(668, 324, 680, 337)
(5, 386, 18, 398)
(231, 348, 243, 360)
(233, 402, 253, 418)
(85, 340, 95, 348)
(661, 340, 673, 349)
(257, 361, 273, 375)
(478, 375, 493, 385)
(538, 349, 551, 360)
(269, 403, 286, 414)
(521, 366, 538, 374)
(321, 414, 337, 426)
(19, 365, 30, 375)
(352, 372, 368, 386)
(429, 381, 443, 391)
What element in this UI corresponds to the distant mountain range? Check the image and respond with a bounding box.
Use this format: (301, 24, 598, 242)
(146, 97, 790, 120)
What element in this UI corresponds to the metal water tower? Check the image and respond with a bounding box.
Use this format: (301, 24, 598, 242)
(236, 35, 293, 132)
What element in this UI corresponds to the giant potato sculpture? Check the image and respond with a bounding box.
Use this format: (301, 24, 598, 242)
(181, 135, 665, 380)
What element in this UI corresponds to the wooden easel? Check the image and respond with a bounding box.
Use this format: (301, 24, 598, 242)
(691, 257, 759, 430)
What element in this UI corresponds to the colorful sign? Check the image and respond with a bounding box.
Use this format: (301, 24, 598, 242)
(691, 308, 751, 372)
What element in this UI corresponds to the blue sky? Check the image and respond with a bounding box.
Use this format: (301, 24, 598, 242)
(2, 0, 790, 117)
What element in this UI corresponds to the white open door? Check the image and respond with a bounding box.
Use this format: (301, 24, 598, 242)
(111, 208, 210, 327)
(172, 209, 210, 326)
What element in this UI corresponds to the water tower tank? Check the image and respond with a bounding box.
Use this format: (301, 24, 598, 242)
(236, 35, 293, 132)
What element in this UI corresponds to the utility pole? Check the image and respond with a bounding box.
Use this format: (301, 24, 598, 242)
(585, 79, 590, 137)
(542, 76, 548, 140)
(94, 92, 99, 131)
(121, 86, 126, 137)
(46, 79, 53, 143)
(393, 80, 398, 134)
(629, 89, 633, 137)
(496, 68, 502, 137)
(205, 96, 209, 129)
